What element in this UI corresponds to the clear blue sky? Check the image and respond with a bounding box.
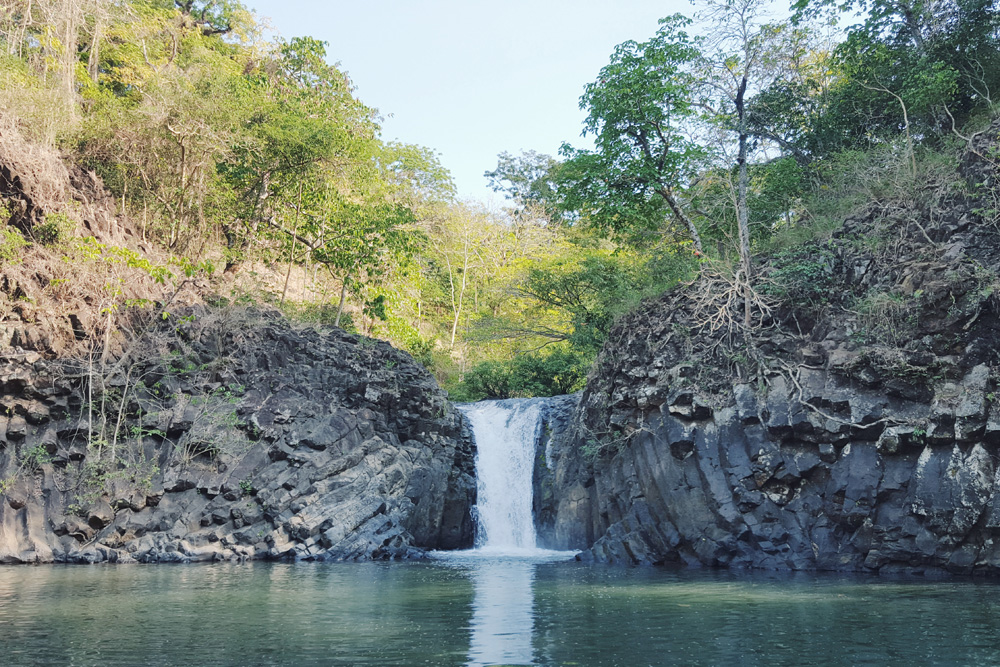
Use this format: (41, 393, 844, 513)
(244, 0, 691, 202)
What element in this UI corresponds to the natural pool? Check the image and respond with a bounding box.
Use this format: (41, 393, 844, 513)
(2, 556, 1000, 666)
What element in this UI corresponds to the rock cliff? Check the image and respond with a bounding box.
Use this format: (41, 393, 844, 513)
(0, 308, 475, 563)
(538, 123, 1000, 574)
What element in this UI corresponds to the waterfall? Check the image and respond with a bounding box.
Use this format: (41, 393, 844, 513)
(435, 398, 577, 667)
(459, 399, 545, 551)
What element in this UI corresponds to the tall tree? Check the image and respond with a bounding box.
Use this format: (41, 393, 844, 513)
(695, 0, 807, 324)
(217, 35, 379, 268)
(792, 0, 1000, 150)
(557, 15, 707, 252)
(485, 150, 564, 222)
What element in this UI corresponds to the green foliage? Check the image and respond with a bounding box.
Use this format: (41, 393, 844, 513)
(485, 150, 564, 220)
(0, 226, 27, 262)
(0, 0, 995, 411)
(19, 444, 52, 470)
(69, 455, 161, 512)
(691, 157, 805, 252)
(455, 347, 590, 401)
(513, 245, 696, 354)
(760, 246, 835, 306)
(404, 337, 435, 368)
(791, 0, 1000, 154)
(556, 15, 706, 244)
(32, 212, 74, 246)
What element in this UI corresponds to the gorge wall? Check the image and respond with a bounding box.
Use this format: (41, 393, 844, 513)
(0, 308, 475, 563)
(535, 123, 1000, 575)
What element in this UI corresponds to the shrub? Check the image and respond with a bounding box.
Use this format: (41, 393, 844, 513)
(761, 246, 835, 306)
(404, 336, 435, 368)
(32, 212, 74, 245)
(0, 226, 26, 262)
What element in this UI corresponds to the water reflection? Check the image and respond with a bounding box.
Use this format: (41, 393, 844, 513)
(433, 549, 577, 667)
(466, 558, 537, 667)
(4, 562, 1000, 665)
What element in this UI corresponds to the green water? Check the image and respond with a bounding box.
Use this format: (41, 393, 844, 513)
(2, 555, 999, 666)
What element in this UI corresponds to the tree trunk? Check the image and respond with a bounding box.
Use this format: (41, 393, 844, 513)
(87, 17, 101, 82)
(449, 239, 470, 349)
(61, 1, 77, 115)
(334, 273, 350, 328)
(280, 181, 303, 308)
(660, 186, 703, 253)
(735, 76, 753, 328)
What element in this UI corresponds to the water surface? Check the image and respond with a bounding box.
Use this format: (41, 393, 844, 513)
(2, 559, 1000, 666)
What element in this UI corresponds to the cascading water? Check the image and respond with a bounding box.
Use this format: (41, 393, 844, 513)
(459, 399, 545, 551)
(435, 398, 577, 667)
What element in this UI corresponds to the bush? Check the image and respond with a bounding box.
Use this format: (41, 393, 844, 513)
(32, 212, 74, 245)
(761, 245, 835, 306)
(404, 336, 435, 368)
(458, 347, 590, 400)
(0, 226, 26, 262)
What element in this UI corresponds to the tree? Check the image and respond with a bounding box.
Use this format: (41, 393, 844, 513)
(742, 39, 838, 163)
(424, 203, 494, 349)
(694, 0, 808, 324)
(310, 194, 417, 328)
(791, 0, 1000, 151)
(557, 14, 707, 252)
(169, 0, 252, 36)
(217, 35, 379, 268)
(77, 0, 255, 248)
(485, 150, 564, 221)
(379, 141, 455, 211)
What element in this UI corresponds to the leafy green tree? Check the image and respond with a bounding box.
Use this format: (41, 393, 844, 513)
(309, 194, 418, 328)
(693, 0, 814, 324)
(557, 14, 707, 252)
(77, 1, 255, 249)
(459, 347, 589, 400)
(380, 141, 456, 211)
(169, 0, 253, 36)
(689, 156, 804, 255)
(792, 0, 1000, 152)
(217, 35, 379, 268)
(742, 41, 838, 163)
(473, 241, 695, 358)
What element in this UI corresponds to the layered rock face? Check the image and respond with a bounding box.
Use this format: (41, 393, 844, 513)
(0, 309, 475, 563)
(544, 368, 1000, 574)
(537, 127, 1000, 574)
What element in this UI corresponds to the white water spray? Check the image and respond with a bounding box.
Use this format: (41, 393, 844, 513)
(459, 399, 545, 551)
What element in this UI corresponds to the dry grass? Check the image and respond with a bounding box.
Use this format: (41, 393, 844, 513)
(0, 112, 72, 229)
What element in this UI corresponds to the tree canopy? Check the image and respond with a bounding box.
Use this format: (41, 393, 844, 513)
(0, 0, 997, 399)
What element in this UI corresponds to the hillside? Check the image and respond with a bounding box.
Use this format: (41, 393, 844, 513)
(0, 121, 475, 562)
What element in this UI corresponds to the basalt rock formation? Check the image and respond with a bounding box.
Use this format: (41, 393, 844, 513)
(538, 123, 1000, 575)
(0, 306, 475, 564)
(0, 116, 476, 564)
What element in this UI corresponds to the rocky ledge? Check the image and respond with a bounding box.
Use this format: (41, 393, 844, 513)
(0, 308, 475, 563)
